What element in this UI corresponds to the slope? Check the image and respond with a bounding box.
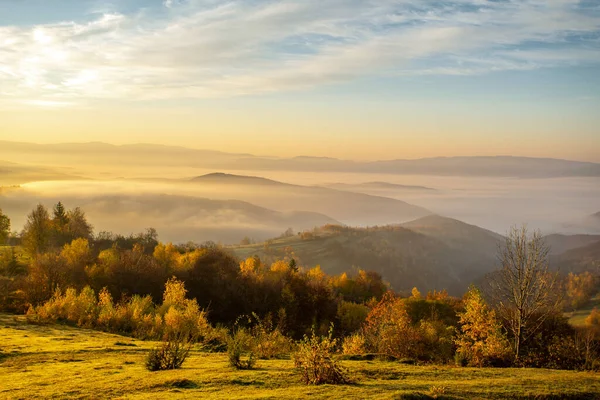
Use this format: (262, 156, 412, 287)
(230, 216, 504, 295)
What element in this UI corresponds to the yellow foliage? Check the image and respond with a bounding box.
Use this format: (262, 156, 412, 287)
(586, 307, 600, 328)
(177, 249, 205, 271)
(60, 238, 91, 267)
(341, 333, 366, 355)
(307, 265, 325, 282)
(162, 276, 188, 309)
(98, 247, 119, 266)
(364, 292, 420, 359)
(566, 272, 597, 310)
(240, 256, 264, 276)
(270, 260, 290, 273)
(153, 242, 179, 271)
(455, 286, 511, 367)
(411, 287, 422, 300)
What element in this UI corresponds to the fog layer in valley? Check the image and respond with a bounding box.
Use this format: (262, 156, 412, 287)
(1, 142, 599, 244)
(1, 174, 598, 244)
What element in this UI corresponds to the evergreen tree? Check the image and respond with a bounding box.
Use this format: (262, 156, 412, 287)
(0, 208, 10, 244)
(53, 202, 69, 226)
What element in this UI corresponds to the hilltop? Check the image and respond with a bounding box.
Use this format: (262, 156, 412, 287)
(191, 173, 285, 186)
(231, 215, 503, 295)
(231, 215, 600, 295)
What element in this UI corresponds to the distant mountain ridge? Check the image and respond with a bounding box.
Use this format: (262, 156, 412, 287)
(1, 140, 598, 178)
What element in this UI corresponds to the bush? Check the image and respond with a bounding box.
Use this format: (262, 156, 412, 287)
(341, 333, 366, 355)
(201, 325, 229, 352)
(293, 326, 350, 385)
(454, 351, 468, 367)
(26, 286, 99, 327)
(227, 329, 256, 370)
(248, 313, 293, 359)
(429, 385, 448, 399)
(146, 333, 193, 371)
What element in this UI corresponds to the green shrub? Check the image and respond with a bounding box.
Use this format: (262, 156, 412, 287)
(227, 329, 256, 370)
(200, 325, 229, 352)
(249, 313, 293, 359)
(454, 351, 468, 367)
(293, 326, 350, 385)
(145, 333, 192, 371)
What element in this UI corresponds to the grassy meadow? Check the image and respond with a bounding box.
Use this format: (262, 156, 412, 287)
(568, 292, 600, 327)
(1, 314, 600, 400)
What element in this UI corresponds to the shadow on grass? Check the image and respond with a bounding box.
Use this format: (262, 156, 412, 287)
(394, 394, 458, 400)
(230, 378, 265, 386)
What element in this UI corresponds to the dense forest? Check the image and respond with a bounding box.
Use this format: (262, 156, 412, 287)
(1, 203, 599, 372)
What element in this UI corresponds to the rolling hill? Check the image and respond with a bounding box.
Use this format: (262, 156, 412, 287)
(230, 215, 504, 295)
(75, 194, 342, 244)
(230, 215, 600, 295)
(400, 215, 504, 255)
(544, 234, 600, 255)
(187, 173, 432, 226)
(552, 239, 600, 274)
(0, 192, 339, 244)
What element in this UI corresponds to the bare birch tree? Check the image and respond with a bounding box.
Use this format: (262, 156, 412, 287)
(488, 225, 561, 360)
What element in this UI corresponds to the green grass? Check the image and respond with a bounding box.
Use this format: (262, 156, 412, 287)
(0, 245, 31, 265)
(1, 314, 600, 399)
(567, 292, 600, 327)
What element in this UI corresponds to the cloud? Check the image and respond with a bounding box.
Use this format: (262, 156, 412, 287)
(0, 0, 598, 104)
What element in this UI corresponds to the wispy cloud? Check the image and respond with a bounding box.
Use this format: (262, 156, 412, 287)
(0, 0, 599, 105)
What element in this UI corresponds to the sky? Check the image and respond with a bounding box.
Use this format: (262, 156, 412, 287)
(0, 0, 599, 161)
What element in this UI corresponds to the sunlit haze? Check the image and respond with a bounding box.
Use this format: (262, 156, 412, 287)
(0, 0, 599, 160)
(2, 3, 600, 396)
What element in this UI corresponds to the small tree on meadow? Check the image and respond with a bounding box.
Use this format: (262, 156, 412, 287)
(293, 325, 349, 385)
(488, 225, 561, 360)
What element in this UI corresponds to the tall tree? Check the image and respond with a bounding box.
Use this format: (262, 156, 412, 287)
(51, 201, 70, 246)
(53, 202, 69, 226)
(66, 207, 93, 242)
(0, 208, 10, 244)
(22, 204, 52, 256)
(488, 225, 561, 360)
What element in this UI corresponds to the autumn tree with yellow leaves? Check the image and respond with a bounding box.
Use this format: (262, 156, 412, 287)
(455, 286, 511, 367)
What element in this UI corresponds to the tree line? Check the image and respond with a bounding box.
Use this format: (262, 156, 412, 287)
(1, 204, 600, 370)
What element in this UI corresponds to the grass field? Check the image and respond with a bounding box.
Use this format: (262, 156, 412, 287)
(1, 314, 600, 399)
(567, 292, 600, 327)
(0, 245, 31, 265)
